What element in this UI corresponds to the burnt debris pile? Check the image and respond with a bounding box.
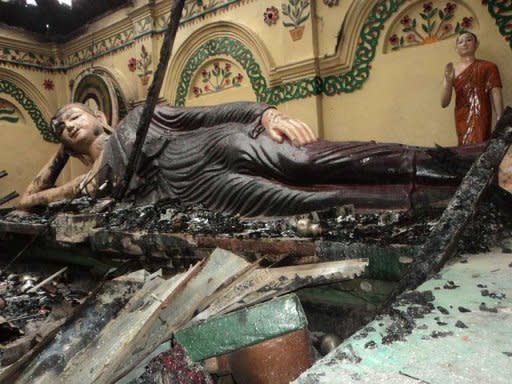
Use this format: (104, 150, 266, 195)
(68, 188, 512, 252)
(3, 187, 512, 253)
(0, 266, 93, 367)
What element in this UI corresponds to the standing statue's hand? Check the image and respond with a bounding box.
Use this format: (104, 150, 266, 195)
(262, 109, 318, 147)
(444, 62, 455, 84)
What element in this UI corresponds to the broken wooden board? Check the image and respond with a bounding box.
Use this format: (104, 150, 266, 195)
(52, 213, 103, 243)
(193, 258, 368, 322)
(50, 248, 250, 384)
(1, 279, 140, 384)
(176, 294, 308, 362)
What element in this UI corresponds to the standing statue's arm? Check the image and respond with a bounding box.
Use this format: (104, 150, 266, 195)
(441, 62, 455, 108)
(18, 148, 100, 209)
(491, 87, 504, 122)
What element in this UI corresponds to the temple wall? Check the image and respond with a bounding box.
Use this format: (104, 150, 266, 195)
(1, 0, 511, 205)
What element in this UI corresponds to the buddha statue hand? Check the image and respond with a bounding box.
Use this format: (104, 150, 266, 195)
(261, 108, 318, 147)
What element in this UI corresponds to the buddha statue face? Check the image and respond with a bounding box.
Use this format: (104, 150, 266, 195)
(456, 32, 478, 57)
(51, 104, 104, 155)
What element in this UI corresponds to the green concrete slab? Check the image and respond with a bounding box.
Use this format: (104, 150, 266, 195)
(295, 250, 512, 384)
(175, 294, 308, 362)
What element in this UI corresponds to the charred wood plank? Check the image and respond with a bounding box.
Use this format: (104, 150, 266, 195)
(0, 170, 7, 178)
(193, 258, 369, 322)
(0, 192, 19, 207)
(115, 0, 186, 199)
(9, 280, 140, 384)
(55, 248, 250, 384)
(385, 107, 512, 307)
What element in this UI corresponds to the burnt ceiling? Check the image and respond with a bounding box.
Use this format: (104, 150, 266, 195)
(0, 0, 133, 40)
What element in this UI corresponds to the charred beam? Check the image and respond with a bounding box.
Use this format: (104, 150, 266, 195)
(0, 192, 19, 207)
(115, 0, 186, 199)
(385, 107, 512, 307)
(0, 170, 7, 179)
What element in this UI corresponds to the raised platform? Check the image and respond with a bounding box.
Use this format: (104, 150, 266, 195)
(295, 249, 512, 384)
(0, 211, 417, 281)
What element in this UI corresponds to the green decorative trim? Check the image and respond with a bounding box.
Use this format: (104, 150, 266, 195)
(176, 0, 512, 105)
(73, 73, 114, 126)
(0, 80, 56, 142)
(320, 0, 406, 96)
(175, 37, 269, 105)
(176, 1, 406, 105)
(484, 0, 512, 48)
(1, 0, 510, 101)
(0, 107, 19, 123)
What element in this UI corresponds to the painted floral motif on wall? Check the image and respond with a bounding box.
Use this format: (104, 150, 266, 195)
(0, 47, 63, 70)
(386, 1, 476, 52)
(264, 6, 279, 25)
(134, 16, 153, 37)
(191, 61, 244, 97)
(43, 79, 54, 90)
(128, 45, 153, 86)
(0, 99, 20, 124)
(281, 0, 310, 41)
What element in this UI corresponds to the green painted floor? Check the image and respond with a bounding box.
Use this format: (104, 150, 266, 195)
(295, 249, 512, 384)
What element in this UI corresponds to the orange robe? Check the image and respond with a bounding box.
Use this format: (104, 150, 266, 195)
(453, 60, 502, 145)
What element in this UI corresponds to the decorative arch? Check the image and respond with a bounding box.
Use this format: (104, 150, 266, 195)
(170, 2, 407, 105)
(0, 69, 55, 142)
(165, 21, 274, 106)
(174, 38, 268, 106)
(71, 66, 132, 128)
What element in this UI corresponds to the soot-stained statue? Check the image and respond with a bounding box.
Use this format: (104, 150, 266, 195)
(18, 100, 495, 217)
(441, 32, 504, 145)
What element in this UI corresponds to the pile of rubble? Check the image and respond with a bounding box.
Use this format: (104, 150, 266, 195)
(18, 186, 512, 253)
(0, 265, 94, 368)
(0, 248, 368, 383)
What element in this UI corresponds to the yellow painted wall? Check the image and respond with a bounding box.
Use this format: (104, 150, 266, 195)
(1, 0, 511, 207)
(322, 1, 512, 146)
(0, 111, 89, 207)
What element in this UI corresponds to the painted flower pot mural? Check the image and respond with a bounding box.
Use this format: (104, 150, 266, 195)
(388, 1, 475, 52)
(128, 45, 153, 86)
(192, 61, 244, 97)
(281, 0, 310, 41)
(289, 25, 305, 41)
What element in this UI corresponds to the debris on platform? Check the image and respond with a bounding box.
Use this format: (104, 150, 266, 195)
(0, 248, 367, 383)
